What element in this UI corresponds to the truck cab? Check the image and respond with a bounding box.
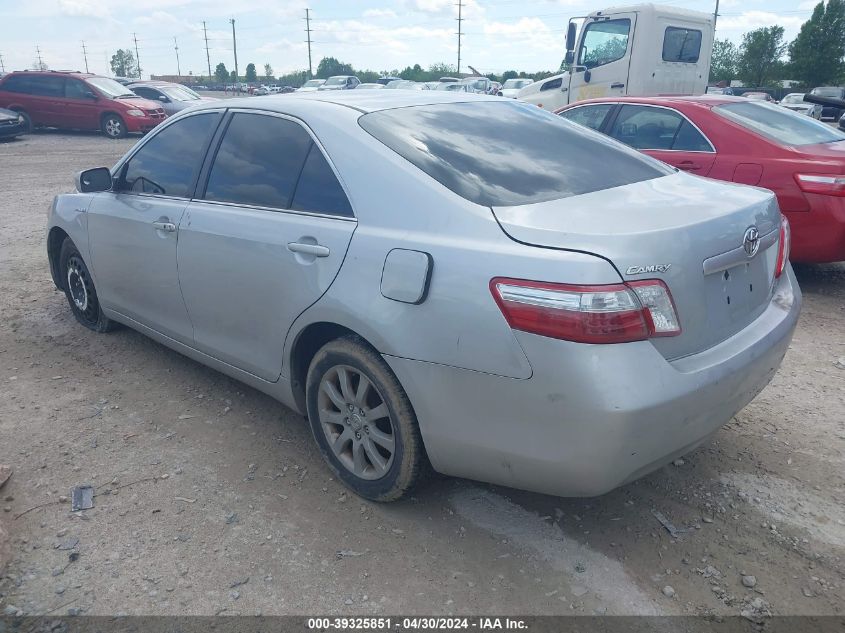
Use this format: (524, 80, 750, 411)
(518, 4, 714, 110)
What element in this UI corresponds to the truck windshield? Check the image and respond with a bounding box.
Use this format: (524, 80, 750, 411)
(714, 101, 845, 146)
(359, 100, 670, 207)
(579, 19, 630, 69)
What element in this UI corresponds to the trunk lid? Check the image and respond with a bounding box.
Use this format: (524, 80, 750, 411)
(492, 173, 782, 360)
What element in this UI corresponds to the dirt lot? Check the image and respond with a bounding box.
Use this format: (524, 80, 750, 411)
(0, 131, 843, 619)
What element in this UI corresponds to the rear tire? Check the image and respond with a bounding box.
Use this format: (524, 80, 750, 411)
(59, 238, 115, 333)
(101, 113, 127, 139)
(306, 336, 428, 502)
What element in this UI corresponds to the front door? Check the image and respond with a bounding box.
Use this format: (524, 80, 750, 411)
(62, 78, 101, 130)
(569, 13, 636, 103)
(177, 111, 356, 381)
(87, 111, 222, 343)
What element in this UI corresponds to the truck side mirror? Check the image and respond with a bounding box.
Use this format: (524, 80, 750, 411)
(584, 69, 592, 83)
(565, 51, 575, 66)
(566, 22, 577, 53)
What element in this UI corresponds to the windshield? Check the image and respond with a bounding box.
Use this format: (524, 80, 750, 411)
(503, 79, 531, 89)
(714, 101, 845, 146)
(303, 80, 323, 87)
(325, 77, 348, 86)
(160, 86, 200, 101)
(780, 94, 805, 104)
(87, 77, 136, 98)
(811, 87, 843, 97)
(359, 101, 670, 207)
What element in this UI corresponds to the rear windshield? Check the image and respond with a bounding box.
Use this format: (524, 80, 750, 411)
(714, 101, 845, 146)
(811, 87, 844, 98)
(358, 101, 670, 207)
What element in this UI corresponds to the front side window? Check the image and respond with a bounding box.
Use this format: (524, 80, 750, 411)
(359, 101, 670, 207)
(714, 101, 845, 146)
(64, 79, 92, 99)
(204, 113, 313, 209)
(610, 105, 712, 151)
(121, 113, 220, 197)
(131, 87, 159, 100)
(579, 19, 630, 69)
(662, 27, 702, 63)
(559, 104, 614, 131)
(540, 77, 562, 91)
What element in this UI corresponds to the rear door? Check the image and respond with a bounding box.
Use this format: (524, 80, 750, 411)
(608, 104, 716, 175)
(177, 110, 356, 381)
(570, 14, 636, 102)
(26, 75, 65, 126)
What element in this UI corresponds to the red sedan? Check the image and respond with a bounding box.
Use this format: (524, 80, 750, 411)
(556, 96, 845, 263)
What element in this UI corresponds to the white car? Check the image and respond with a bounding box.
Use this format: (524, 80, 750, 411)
(500, 78, 534, 98)
(779, 93, 822, 119)
(297, 79, 325, 92)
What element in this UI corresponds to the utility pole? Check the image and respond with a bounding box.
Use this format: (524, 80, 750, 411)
(0, 53, 5, 74)
(230, 18, 239, 86)
(202, 21, 212, 80)
(36, 45, 44, 70)
(81, 40, 89, 73)
(713, 0, 719, 29)
(304, 9, 313, 79)
(133, 32, 142, 79)
(174, 37, 181, 76)
(455, 0, 464, 75)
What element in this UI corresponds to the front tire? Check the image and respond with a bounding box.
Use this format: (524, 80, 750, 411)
(306, 336, 428, 501)
(101, 114, 127, 139)
(59, 239, 115, 333)
(17, 111, 32, 133)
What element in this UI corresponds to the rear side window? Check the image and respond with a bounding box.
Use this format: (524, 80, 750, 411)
(714, 101, 845, 147)
(291, 145, 353, 217)
(121, 113, 220, 197)
(0, 75, 30, 93)
(609, 104, 712, 151)
(662, 27, 702, 63)
(204, 113, 312, 209)
(359, 101, 670, 207)
(559, 104, 614, 131)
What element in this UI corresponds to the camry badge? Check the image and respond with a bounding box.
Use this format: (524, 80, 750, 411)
(743, 226, 760, 257)
(625, 264, 671, 275)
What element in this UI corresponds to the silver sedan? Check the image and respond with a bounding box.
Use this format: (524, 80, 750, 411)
(47, 92, 801, 501)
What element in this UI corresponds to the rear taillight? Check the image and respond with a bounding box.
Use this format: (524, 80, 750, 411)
(775, 214, 791, 279)
(794, 173, 845, 197)
(490, 278, 681, 344)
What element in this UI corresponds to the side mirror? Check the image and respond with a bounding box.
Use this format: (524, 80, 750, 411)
(566, 22, 577, 53)
(564, 51, 575, 66)
(158, 95, 169, 103)
(76, 167, 113, 193)
(584, 69, 592, 83)
(85, 91, 98, 100)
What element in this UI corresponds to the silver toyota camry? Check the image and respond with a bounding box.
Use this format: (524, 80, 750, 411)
(47, 91, 801, 501)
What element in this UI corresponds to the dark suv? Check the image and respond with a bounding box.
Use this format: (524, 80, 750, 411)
(810, 86, 845, 121)
(0, 71, 166, 138)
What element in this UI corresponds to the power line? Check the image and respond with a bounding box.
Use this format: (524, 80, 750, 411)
(456, 0, 464, 74)
(174, 36, 181, 76)
(304, 8, 313, 79)
(133, 32, 142, 78)
(81, 41, 89, 73)
(202, 21, 212, 79)
(230, 18, 239, 82)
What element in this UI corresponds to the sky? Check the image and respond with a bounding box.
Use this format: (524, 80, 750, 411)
(0, 0, 818, 78)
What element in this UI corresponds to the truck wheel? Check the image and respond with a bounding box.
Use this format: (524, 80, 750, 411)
(101, 114, 127, 139)
(306, 336, 429, 502)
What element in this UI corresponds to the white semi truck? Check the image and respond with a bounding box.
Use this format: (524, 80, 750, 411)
(518, 4, 714, 110)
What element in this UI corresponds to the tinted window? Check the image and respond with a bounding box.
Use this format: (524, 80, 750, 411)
(204, 113, 312, 209)
(64, 79, 92, 99)
(662, 27, 702, 63)
(540, 77, 562, 91)
(714, 101, 845, 146)
(29, 76, 64, 97)
(609, 105, 712, 151)
(579, 19, 630, 69)
(122, 113, 219, 197)
(291, 145, 353, 217)
(131, 86, 159, 100)
(359, 101, 670, 207)
(811, 87, 845, 98)
(673, 120, 712, 151)
(560, 104, 614, 131)
(0, 75, 29, 93)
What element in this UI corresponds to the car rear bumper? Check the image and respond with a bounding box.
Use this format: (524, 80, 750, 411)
(788, 195, 845, 263)
(385, 267, 801, 498)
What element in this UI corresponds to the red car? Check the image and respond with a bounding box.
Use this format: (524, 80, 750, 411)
(0, 70, 166, 139)
(557, 96, 845, 263)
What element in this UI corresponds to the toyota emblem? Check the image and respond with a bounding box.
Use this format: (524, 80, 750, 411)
(743, 226, 760, 257)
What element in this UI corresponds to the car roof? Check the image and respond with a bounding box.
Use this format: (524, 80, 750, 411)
(5, 70, 96, 79)
(188, 90, 501, 114)
(558, 95, 746, 111)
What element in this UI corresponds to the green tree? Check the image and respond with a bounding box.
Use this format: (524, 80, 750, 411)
(230, 70, 237, 81)
(110, 49, 138, 78)
(737, 26, 787, 87)
(278, 69, 308, 87)
(789, 0, 845, 87)
(428, 62, 456, 78)
(709, 39, 738, 84)
(316, 57, 354, 78)
(214, 62, 229, 83)
(264, 63, 274, 80)
(245, 63, 257, 82)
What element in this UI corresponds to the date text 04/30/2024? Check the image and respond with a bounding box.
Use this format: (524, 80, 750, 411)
(306, 617, 528, 630)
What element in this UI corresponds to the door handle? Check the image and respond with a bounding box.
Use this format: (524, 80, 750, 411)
(611, 82, 625, 89)
(152, 220, 176, 232)
(287, 242, 330, 257)
(677, 161, 701, 171)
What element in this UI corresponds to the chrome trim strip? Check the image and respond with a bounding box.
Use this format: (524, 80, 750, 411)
(702, 228, 778, 275)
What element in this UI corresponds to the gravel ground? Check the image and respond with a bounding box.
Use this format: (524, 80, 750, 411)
(0, 131, 843, 618)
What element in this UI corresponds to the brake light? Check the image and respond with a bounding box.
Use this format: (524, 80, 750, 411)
(490, 278, 681, 344)
(794, 173, 845, 197)
(775, 214, 790, 278)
